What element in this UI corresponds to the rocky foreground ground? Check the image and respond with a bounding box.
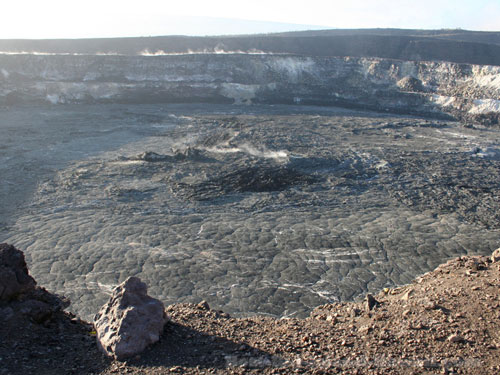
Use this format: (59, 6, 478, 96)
(1, 245, 500, 375)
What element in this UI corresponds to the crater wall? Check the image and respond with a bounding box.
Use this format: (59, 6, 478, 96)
(1, 54, 499, 124)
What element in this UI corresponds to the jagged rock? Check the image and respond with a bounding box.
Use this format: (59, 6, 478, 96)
(0, 243, 36, 301)
(0, 244, 64, 324)
(365, 294, 379, 311)
(94, 277, 166, 360)
(196, 300, 210, 310)
(491, 248, 500, 263)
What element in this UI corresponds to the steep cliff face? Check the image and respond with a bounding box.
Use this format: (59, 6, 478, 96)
(1, 54, 499, 124)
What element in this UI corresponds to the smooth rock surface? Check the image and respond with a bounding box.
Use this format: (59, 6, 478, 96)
(94, 277, 166, 360)
(0, 243, 35, 300)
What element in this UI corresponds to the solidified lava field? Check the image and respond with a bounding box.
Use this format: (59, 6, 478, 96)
(2, 103, 500, 320)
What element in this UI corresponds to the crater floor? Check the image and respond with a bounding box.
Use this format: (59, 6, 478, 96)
(2, 104, 499, 320)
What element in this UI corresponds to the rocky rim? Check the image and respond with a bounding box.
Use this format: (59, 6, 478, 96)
(1, 245, 500, 374)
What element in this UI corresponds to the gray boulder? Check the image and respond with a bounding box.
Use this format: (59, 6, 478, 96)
(94, 277, 166, 360)
(0, 243, 36, 301)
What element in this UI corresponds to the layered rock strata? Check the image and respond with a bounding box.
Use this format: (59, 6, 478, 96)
(1, 54, 499, 124)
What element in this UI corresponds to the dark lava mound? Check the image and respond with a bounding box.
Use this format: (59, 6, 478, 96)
(173, 163, 316, 201)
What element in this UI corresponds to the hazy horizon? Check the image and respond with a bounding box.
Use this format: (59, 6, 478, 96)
(0, 16, 329, 40)
(1, 0, 499, 39)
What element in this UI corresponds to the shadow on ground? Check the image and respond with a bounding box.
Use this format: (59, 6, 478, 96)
(127, 321, 284, 371)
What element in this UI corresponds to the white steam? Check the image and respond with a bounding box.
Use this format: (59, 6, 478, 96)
(139, 47, 275, 56)
(205, 143, 288, 160)
(0, 51, 121, 56)
(0, 48, 278, 57)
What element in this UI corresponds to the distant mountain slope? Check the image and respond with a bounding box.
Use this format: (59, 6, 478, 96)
(272, 28, 500, 46)
(0, 29, 499, 66)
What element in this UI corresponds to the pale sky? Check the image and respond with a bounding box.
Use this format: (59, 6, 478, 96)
(1, 0, 499, 39)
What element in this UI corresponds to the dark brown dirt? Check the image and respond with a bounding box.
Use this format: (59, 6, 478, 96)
(2, 253, 500, 374)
